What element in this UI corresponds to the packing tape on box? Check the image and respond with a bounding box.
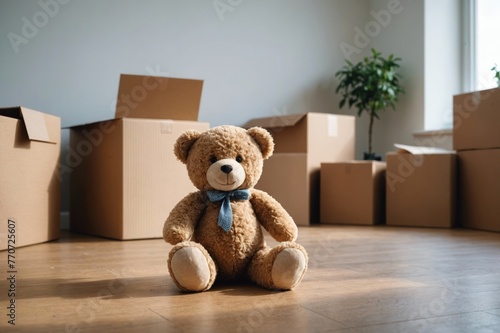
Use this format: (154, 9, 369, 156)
(327, 114, 338, 137)
(160, 121, 173, 134)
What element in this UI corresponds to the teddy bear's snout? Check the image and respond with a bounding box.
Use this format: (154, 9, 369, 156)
(221, 165, 233, 174)
(207, 158, 246, 191)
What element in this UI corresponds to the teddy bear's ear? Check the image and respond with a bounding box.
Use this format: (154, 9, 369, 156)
(174, 130, 201, 164)
(247, 127, 274, 159)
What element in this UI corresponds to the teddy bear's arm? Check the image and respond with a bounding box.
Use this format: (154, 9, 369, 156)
(163, 191, 206, 245)
(250, 189, 298, 242)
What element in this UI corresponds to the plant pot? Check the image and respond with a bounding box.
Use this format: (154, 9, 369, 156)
(363, 152, 382, 161)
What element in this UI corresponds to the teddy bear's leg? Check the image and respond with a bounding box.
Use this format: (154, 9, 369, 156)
(168, 241, 217, 292)
(247, 242, 308, 291)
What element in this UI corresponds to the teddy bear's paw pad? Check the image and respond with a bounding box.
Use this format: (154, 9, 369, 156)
(271, 248, 307, 290)
(170, 247, 211, 292)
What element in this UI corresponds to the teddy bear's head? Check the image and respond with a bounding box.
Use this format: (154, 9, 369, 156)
(174, 125, 274, 191)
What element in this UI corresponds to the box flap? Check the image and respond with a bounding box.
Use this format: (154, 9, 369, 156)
(244, 113, 307, 129)
(114, 74, 203, 121)
(0, 107, 58, 144)
(20, 107, 58, 143)
(394, 143, 454, 155)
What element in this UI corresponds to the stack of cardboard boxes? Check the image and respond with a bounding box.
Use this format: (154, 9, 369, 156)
(318, 87, 499, 231)
(454, 88, 500, 232)
(245, 113, 355, 225)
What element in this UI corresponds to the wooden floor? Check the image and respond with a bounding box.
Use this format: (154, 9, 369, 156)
(1, 225, 500, 333)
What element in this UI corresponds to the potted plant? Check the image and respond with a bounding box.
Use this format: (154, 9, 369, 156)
(335, 48, 405, 160)
(492, 64, 500, 87)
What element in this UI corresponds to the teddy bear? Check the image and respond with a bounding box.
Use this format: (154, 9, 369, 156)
(163, 125, 308, 292)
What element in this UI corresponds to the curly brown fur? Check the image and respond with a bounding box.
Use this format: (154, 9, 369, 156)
(174, 130, 201, 164)
(163, 125, 308, 291)
(182, 126, 268, 191)
(247, 127, 274, 159)
(163, 191, 207, 244)
(250, 189, 297, 242)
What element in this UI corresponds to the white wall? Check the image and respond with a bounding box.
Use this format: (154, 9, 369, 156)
(368, 0, 425, 156)
(0, 0, 371, 214)
(0, 0, 371, 127)
(334, 0, 426, 159)
(362, 0, 461, 156)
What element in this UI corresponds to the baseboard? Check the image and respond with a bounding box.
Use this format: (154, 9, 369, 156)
(61, 211, 70, 230)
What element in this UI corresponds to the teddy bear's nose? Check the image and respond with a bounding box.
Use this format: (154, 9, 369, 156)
(221, 165, 233, 174)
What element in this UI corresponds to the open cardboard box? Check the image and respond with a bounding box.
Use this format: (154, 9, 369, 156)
(0, 107, 61, 250)
(245, 112, 355, 225)
(69, 74, 209, 240)
(320, 161, 386, 225)
(386, 144, 457, 228)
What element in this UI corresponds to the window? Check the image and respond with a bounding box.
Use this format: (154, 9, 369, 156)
(471, 0, 500, 90)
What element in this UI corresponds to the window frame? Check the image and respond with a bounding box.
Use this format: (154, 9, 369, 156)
(462, 0, 477, 93)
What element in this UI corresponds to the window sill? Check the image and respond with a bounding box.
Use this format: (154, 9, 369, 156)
(413, 129, 453, 150)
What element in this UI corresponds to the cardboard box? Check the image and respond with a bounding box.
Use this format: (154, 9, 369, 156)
(70, 74, 209, 240)
(245, 113, 355, 225)
(0, 107, 60, 250)
(320, 161, 386, 225)
(386, 148, 457, 228)
(458, 149, 500, 232)
(453, 87, 500, 151)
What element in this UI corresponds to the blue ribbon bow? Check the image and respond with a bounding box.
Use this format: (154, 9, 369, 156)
(207, 189, 250, 232)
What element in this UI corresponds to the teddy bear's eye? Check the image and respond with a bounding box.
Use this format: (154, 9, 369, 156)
(210, 156, 217, 164)
(236, 155, 243, 163)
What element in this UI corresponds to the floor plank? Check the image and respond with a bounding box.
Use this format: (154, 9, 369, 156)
(1, 225, 500, 332)
(334, 311, 500, 333)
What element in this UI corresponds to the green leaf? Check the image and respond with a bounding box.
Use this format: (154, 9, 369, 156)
(339, 99, 346, 109)
(333, 49, 404, 126)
